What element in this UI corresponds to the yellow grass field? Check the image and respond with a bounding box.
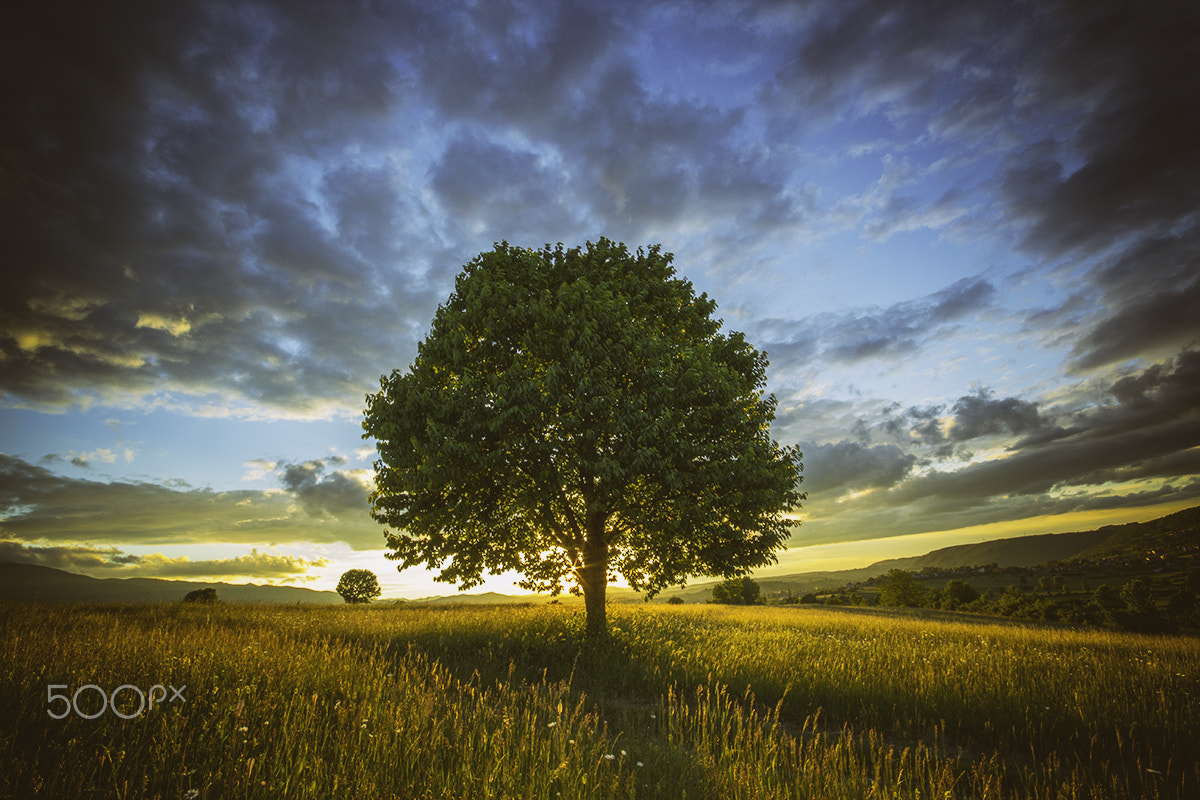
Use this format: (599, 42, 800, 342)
(1, 600, 1195, 799)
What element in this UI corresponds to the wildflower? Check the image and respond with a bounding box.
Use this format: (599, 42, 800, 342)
(547, 721, 557, 728)
(620, 750, 626, 757)
(604, 754, 615, 761)
(637, 762, 644, 768)
(183, 791, 200, 800)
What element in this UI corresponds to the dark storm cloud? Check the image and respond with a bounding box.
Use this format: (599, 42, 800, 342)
(1000, 2, 1200, 369)
(781, 344, 1200, 547)
(865, 388, 1044, 456)
(771, 0, 1003, 115)
(864, 349, 1200, 518)
(947, 389, 1043, 442)
(275, 457, 370, 519)
(880, 403, 945, 448)
(406, 2, 807, 234)
(1068, 274, 1200, 372)
(2, 0, 1197, 562)
(1008, 2, 1200, 260)
(0, 453, 379, 549)
(0, 0, 438, 416)
(428, 132, 585, 242)
(0, 0, 813, 417)
(769, 0, 1200, 372)
(801, 440, 917, 496)
(759, 276, 996, 371)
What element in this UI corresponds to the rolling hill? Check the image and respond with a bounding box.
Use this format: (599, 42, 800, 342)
(670, 505, 1200, 602)
(4, 506, 1195, 606)
(0, 562, 342, 604)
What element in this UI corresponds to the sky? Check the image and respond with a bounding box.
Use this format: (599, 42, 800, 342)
(1, 0, 1198, 599)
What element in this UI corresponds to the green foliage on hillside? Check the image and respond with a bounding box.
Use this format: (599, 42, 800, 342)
(1073, 506, 1200, 562)
(877, 569, 930, 607)
(709, 576, 763, 605)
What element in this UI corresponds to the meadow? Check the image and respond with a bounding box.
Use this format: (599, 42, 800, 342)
(0, 599, 1195, 799)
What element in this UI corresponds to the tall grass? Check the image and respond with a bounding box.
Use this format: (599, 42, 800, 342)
(0, 600, 1194, 799)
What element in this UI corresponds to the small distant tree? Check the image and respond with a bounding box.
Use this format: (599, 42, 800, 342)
(941, 579, 979, 609)
(1166, 588, 1197, 625)
(667, 596, 685, 605)
(183, 587, 219, 604)
(879, 570, 929, 607)
(1187, 570, 1200, 593)
(336, 569, 381, 604)
(711, 576, 763, 605)
(1092, 584, 1121, 610)
(1119, 577, 1156, 616)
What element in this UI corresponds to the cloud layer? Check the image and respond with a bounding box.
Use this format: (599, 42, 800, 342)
(0, 452, 375, 550)
(1, 0, 1197, 579)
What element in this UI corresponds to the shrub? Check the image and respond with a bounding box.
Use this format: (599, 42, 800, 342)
(710, 576, 764, 605)
(878, 570, 930, 607)
(941, 579, 979, 609)
(182, 587, 219, 604)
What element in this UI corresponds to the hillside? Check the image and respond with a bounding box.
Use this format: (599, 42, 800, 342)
(681, 505, 1200, 601)
(1072, 505, 1200, 561)
(7, 506, 1194, 606)
(860, 529, 1114, 573)
(0, 562, 342, 604)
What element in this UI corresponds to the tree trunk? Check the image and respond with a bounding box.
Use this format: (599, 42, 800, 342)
(581, 558, 607, 637)
(580, 516, 608, 637)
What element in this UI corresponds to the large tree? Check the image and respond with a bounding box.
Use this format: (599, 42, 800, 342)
(363, 239, 803, 636)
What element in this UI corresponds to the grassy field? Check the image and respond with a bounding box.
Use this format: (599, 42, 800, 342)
(0, 600, 1196, 799)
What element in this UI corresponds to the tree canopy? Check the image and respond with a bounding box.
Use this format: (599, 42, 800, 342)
(878, 569, 930, 608)
(710, 576, 764, 605)
(363, 239, 803, 635)
(336, 569, 381, 604)
(182, 587, 219, 604)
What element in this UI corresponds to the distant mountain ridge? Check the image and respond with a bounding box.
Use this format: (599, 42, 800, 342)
(0, 562, 342, 604)
(4, 506, 1196, 605)
(672, 505, 1200, 602)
